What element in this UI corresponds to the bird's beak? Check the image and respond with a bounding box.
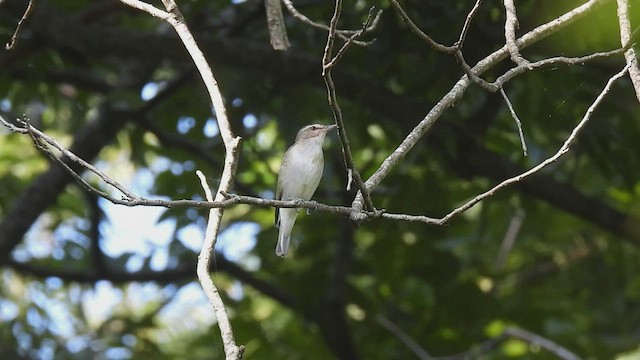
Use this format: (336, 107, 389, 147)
(324, 124, 338, 132)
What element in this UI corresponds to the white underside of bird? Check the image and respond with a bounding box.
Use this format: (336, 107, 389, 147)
(275, 136, 325, 257)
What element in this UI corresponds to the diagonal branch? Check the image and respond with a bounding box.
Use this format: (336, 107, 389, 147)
(499, 87, 528, 156)
(351, 0, 611, 218)
(376, 313, 581, 360)
(503, 327, 582, 360)
(376, 315, 433, 360)
(455, 0, 483, 48)
(434, 64, 629, 224)
(388, 0, 455, 53)
(389, 0, 482, 52)
(281, 0, 381, 46)
(5, 0, 35, 50)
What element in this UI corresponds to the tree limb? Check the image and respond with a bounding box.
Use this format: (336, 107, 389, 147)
(120, 0, 243, 358)
(351, 0, 611, 218)
(616, 0, 640, 103)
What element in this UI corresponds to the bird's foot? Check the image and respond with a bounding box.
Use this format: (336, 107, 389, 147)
(306, 200, 318, 215)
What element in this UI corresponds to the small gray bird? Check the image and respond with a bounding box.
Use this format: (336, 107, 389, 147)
(275, 123, 337, 257)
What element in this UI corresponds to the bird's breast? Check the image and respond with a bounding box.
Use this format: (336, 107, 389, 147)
(279, 139, 325, 200)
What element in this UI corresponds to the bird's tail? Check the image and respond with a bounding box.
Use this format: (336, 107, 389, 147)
(276, 208, 297, 257)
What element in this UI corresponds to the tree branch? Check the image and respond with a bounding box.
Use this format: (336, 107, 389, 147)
(351, 0, 611, 218)
(265, 0, 290, 50)
(377, 313, 582, 360)
(616, 0, 640, 103)
(5, 0, 35, 50)
(120, 0, 243, 358)
(503, 0, 532, 68)
(376, 314, 433, 360)
(499, 87, 528, 156)
(322, 2, 377, 212)
(0, 105, 129, 258)
(388, 0, 455, 53)
(435, 64, 628, 225)
(281, 0, 380, 46)
(503, 327, 582, 360)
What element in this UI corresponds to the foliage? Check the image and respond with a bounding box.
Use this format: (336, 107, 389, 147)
(1, 0, 640, 359)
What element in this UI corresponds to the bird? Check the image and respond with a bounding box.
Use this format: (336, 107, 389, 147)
(275, 123, 337, 257)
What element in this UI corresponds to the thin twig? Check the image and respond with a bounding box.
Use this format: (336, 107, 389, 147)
(390, 0, 482, 52)
(436, 64, 629, 224)
(499, 87, 528, 156)
(455, 0, 483, 48)
(492, 47, 626, 88)
(20, 118, 141, 201)
(5, 0, 35, 50)
(376, 315, 433, 360)
(324, 7, 378, 69)
(322, 1, 376, 212)
(376, 312, 582, 360)
(504, 327, 582, 360)
(388, 0, 455, 53)
(351, 0, 611, 218)
(616, 0, 640, 103)
(495, 208, 525, 269)
(281, 0, 380, 46)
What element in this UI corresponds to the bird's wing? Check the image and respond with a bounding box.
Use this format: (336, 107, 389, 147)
(275, 183, 282, 227)
(275, 148, 289, 227)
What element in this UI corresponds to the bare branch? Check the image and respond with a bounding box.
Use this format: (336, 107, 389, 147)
(495, 208, 525, 269)
(388, 0, 455, 53)
(616, 0, 640, 103)
(453, 50, 499, 91)
(436, 64, 629, 224)
(504, 327, 582, 360)
(324, 7, 378, 69)
(1, 67, 629, 233)
(376, 315, 433, 360)
(499, 87, 528, 156)
(351, 0, 611, 218)
(196, 171, 244, 359)
(377, 312, 581, 360)
(455, 0, 483, 48)
(119, 0, 170, 19)
(390, 0, 482, 52)
(120, 0, 243, 358)
(322, 1, 377, 212)
(5, 0, 35, 50)
(1, 116, 436, 225)
(265, 0, 290, 50)
(492, 48, 626, 88)
(281, 0, 380, 46)
(503, 0, 532, 68)
(19, 118, 141, 201)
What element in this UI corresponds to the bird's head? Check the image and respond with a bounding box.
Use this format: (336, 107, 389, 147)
(295, 124, 338, 142)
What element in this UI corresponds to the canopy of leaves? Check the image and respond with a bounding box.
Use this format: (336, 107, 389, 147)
(1, 0, 640, 359)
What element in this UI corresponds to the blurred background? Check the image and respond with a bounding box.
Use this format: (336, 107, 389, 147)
(1, 0, 640, 358)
